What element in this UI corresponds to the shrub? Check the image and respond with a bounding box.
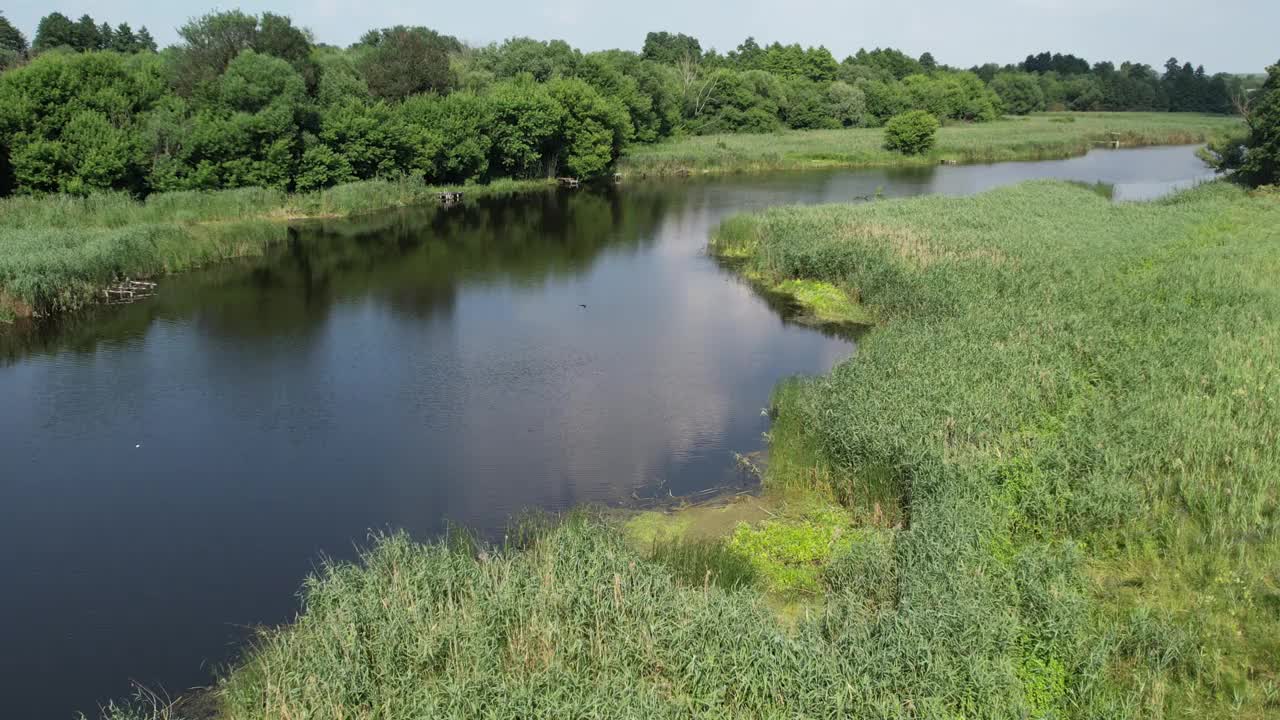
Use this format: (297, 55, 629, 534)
(882, 109, 939, 154)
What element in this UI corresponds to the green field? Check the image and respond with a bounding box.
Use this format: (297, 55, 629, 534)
(112, 179, 1278, 720)
(620, 112, 1242, 175)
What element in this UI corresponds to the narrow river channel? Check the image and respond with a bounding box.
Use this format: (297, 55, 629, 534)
(0, 145, 1214, 719)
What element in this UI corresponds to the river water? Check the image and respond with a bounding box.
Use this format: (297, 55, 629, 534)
(0, 145, 1214, 718)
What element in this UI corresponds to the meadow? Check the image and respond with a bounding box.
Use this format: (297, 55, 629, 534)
(96, 178, 1277, 720)
(620, 112, 1241, 175)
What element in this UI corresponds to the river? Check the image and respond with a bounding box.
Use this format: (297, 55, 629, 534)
(0, 145, 1215, 719)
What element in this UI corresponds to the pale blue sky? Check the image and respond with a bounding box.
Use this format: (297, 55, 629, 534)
(3, 0, 1275, 73)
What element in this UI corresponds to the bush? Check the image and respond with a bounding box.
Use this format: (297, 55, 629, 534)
(882, 109, 939, 155)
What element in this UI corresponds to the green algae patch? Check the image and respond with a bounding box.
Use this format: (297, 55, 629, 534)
(622, 491, 879, 601)
(622, 496, 778, 547)
(772, 278, 873, 327)
(728, 505, 859, 596)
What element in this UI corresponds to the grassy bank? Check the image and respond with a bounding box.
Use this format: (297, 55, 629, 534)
(707, 179, 1280, 717)
(0, 177, 550, 321)
(620, 112, 1242, 176)
(117, 179, 1280, 720)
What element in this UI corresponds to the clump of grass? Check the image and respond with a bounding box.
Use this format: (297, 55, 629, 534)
(80, 685, 190, 720)
(648, 537, 757, 591)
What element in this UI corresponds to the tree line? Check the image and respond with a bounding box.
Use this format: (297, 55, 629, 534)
(0, 10, 1255, 197)
(973, 52, 1252, 116)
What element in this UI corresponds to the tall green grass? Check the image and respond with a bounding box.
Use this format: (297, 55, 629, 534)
(711, 179, 1280, 717)
(141, 179, 1280, 720)
(621, 112, 1243, 175)
(0, 177, 552, 319)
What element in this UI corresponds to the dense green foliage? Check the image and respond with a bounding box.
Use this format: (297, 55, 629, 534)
(0, 12, 26, 70)
(30, 11, 154, 54)
(882, 110, 939, 154)
(973, 52, 1247, 115)
(990, 72, 1046, 115)
(1240, 62, 1279, 186)
(1204, 61, 1280, 187)
(0, 11, 1250, 197)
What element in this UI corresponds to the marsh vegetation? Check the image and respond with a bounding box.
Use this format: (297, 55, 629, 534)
(84, 177, 1277, 720)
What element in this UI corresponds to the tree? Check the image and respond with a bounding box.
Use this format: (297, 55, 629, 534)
(135, 27, 157, 52)
(991, 72, 1046, 115)
(919, 52, 937, 72)
(357, 26, 458, 101)
(173, 11, 317, 97)
(97, 22, 114, 51)
(33, 12, 77, 52)
(72, 14, 100, 51)
(1239, 62, 1279, 186)
(314, 48, 371, 107)
(111, 23, 137, 53)
(145, 51, 308, 191)
(781, 77, 839, 130)
(0, 51, 166, 193)
(641, 31, 701, 66)
(883, 110, 939, 154)
(803, 46, 839, 83)
(314, 100, 404, 180)
(546, 77, 630, 178)
(852, 47, 924, 80)
(255, 13, 318, 90)
(762, 43, 806, 78)
(827, 81, 867, 127)
(0, 13, 26, 54)
(172, 10, 261, 95)
(0, 12, 27, 69)
(399, 92, 492, 182)
(729, 37, 763, 70)
(475, 38, 579, 82)
(487, 77, 564, 178)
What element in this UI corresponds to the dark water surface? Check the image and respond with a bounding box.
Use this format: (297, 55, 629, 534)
(0, 145, 1212, 718)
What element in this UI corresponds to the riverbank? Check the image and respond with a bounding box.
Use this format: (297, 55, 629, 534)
(105, 179, 1276, 720)
(0, 177, 551, 322)
(1, 113, 1241, 324)
(619, 112, 1241, 176)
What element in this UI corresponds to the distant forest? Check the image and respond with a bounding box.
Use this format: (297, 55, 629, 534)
(0, 10, 1260, 196)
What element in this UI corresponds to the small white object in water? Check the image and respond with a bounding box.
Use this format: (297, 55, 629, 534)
(136, 444, 141, 448)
